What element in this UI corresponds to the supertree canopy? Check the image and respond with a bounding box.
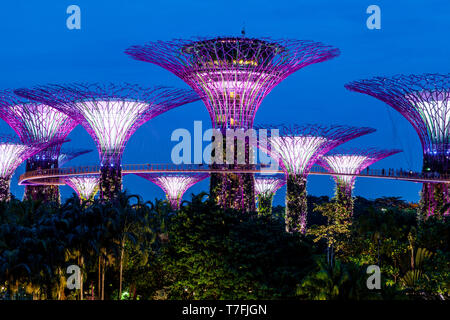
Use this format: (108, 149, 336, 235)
(125, 36, 340, 212)
(136, 172, 209, 209)
(0, 135, 56, 201)
(0, 89, 77, 202)
(254, 175, 285, 216)
(16, 83, 200, 200)
(255, 124, 376, 233)
(65, 176, 100, 202)
(318, 148, 401, 216)
(345, 73, 450, 217)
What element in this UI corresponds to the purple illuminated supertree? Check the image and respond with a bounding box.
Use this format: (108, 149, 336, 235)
(16, 83, 200, 201)
(318, 148, 401, 216)
(255, 124, 375, 233)
(125, 37, 340, 212)
(345, 73, 450, 217)
(254, 175, 285, 216)
(136, 172, 209, 209)
(58, 148, 92, 167)
(0, 135, 57, 201)
(65, 176, 100, 202)
(0, 90, 77, 202)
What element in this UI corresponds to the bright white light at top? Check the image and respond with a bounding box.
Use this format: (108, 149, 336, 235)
(406, 91, 450, 144)
(254, 177, 285, 196)
(74, 100, 150, 156)
(321, 155, 370, 185)
(154, 176, 198, 204)
(270, 136, 327, 175)
(12, 104, 73, 141)
(0, 143, 31, 178)
(65, 176, 100, 200)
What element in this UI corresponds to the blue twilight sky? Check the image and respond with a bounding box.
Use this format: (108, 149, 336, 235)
(0, 0, 449, 205)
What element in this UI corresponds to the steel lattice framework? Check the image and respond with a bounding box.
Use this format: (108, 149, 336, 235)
(65, 176, 100, 201)
(125, 37, 340, 130)
(254, 124, 375, 233)
(136, 172, 209, 209)
(254, 175, 286, 197)
(126, 37, 339, 212)
(16, 83, 200, 200)
(0, 135, 56, 201)
(345, 73, 450, 217)
(319, 148, 401, 215)
(256, 124, 377, 177)
(319, 148, 402, 194)
(345, 74, 450, 172)
(0, 90, 77, 163)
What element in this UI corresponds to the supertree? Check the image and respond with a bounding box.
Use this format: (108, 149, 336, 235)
(318, 148, 401, 216)
(65, 176, 100, 202)
(136, 172, 209, 209)
(125, 36, 340, 212)
(0, 90, 77, 202)
(254, 175, 285, 216)
(58, 148, 92, 167)
(255, 124, 375, 233)
(345, 73, 450, 217)
(0, 135, 58, 201)
(16, 83, 200, 200)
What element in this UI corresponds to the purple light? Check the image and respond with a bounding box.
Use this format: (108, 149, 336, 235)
(137, 172, 209, 209)
(256, 124, 376, 176)
(254, 175, 286, 197)
(318, 148, 402, 195)
(125, 37, 340, 130)
(65, 176, 100, 201)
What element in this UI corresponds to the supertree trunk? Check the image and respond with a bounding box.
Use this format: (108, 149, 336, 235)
(209, 134, 255, 212)
(24, 158, 60, 204)
(257, 192, 275, 216)
(285, 174, 307, 233)
(419, 183, 449, 219)
(334, 181, 354, 217)
(100, 164, 122, 201)
(0, 177, 11, 202)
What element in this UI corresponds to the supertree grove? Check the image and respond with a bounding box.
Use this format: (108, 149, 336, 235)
(16, 83, 200, 200)
(0, 135, 58, 201)
(136, 172, 209, 209)
(345, 73, 450, 217)
(318, 148, 401, 216)
(65, 176, 100, 202)
(125, 37, 340, 212)
(254, 175, 285, 216)
(255, 124, 375, 233)
(0, 90, 77, 202)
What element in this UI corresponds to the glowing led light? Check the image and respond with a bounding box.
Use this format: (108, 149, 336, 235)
(137, 173, 208, 209)
(254, 176, 285, 197)
(65, 176, 100, 201)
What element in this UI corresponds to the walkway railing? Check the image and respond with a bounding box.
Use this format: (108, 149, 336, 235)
(18, 163, 450, 186)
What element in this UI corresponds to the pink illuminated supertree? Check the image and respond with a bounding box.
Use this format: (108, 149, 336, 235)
(136, 173, 209, 209)
(125, 36, 340, 212)
(254, 175, 285, 216)
(0, 135, 58, 201)
(65, 176, 100, 202)
(345, 73, 450, 218)
(16, 83, 200, 201)
(318, 148, 401, 216)
(255, 124, 376, 233)
(0, 89, 77, 202)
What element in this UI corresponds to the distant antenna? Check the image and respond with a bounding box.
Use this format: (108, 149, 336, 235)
(241, 22, 246, 37)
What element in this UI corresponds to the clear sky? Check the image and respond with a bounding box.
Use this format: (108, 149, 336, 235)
(0, 0, 449, 205)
